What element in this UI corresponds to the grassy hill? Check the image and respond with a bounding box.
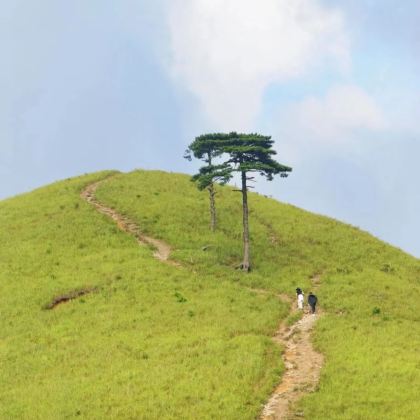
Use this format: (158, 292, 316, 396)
(1, 170, 419, 419)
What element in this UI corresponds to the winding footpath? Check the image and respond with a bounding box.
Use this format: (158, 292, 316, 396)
(81, 179, 179, 266)
(81, 177, 323, 419)
(261, 303, 323, 419)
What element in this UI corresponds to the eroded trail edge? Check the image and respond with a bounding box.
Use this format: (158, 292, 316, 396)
(44, 287, 97, 310)
(81, 179, 179, 266)
(261, 286, 324, 419)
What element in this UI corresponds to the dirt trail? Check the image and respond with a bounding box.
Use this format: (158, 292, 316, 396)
(81, 179, 179, 266)
(261, 284, 324, 419)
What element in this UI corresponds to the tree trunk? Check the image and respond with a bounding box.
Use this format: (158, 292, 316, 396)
(206, 152, 217, 232)
(241, 170, 251, 271)
(208, 183, 216, 231)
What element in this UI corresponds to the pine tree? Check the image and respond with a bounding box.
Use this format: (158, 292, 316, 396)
(184, 134, 232, 231)
(222, 132, 292, 271)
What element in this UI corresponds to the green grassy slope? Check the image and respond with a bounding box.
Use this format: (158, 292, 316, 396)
(0, 172, 286, 419)
(97, 170, 420, 420)
(1, 169, 419, 419)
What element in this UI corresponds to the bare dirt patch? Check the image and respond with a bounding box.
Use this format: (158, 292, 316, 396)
(44, 287, 96, 310)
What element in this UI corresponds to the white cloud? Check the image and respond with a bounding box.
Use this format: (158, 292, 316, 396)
(288, 84, 386, 141)
(166, 0, 350, 130)
(272, 84, 386, 164)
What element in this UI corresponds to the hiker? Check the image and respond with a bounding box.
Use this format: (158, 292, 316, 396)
(308, 292, 318, 314)
(296, 287, 304, 310)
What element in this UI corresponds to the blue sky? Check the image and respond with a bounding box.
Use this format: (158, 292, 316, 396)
(1, 0, 419, 257)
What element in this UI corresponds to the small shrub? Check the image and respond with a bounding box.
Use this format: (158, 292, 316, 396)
(174, 292, 187, 303)
(380, 263, 395, 274)
(372, 307, 381, 315)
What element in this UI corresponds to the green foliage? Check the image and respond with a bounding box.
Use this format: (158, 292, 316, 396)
(372, 306, 381, 315)
(220, 132, 292, 180)
(186, 131, 292, 186)
(174, 291, 187, 303)
(185, 133, 232, 190)
(185, 132, 227, 161)
(190, 163, 232, 191)
(380, 263, 395, 273)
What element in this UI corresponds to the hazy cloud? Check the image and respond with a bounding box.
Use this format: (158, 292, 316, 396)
(284, 84, 386, 144)
(167, 0, 350, 129)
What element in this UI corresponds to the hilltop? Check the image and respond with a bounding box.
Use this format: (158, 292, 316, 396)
(0, 170, 419, 419)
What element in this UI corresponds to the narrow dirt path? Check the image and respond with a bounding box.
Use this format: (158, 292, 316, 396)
(261, 282, 324, 419)
(81, 179, 179, 266)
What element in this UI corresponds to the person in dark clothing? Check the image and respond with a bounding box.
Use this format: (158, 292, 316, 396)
(308, 292, 318, 314)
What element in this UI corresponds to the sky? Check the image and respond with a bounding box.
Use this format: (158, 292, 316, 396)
(1, 0, 419, 257)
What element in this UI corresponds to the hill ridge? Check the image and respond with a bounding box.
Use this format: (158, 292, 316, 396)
(1, 169, 419, 419)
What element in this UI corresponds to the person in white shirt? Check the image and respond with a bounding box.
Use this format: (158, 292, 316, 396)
(296, 287, 304, 310)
